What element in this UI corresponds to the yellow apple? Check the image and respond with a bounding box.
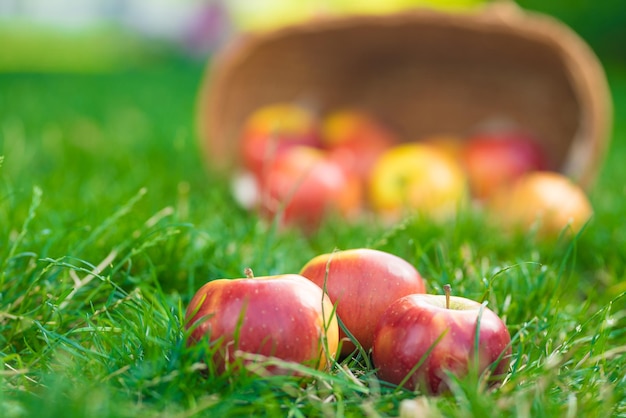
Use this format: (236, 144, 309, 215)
(488, 171, 593, 238)
(368, 143, 468, 221)
(420, 135, 465, 162)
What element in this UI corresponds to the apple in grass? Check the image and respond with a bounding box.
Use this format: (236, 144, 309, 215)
(258, 145, 363, 231)
(368, 143, 468, 222)
(299, 248, 426, 356)
(372, 285, 511, 394)
(239, 103, 322, 177)
(322, 109, 397, 180)
(185, 268, 339, 375)
(462, 130, 549, 200)
(488, 171, 593, 238)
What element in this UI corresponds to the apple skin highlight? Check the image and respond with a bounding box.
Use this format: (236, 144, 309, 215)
(300, 248, 426, 356)
(185, 273, 339, 374)
(372, 294, 511, 394)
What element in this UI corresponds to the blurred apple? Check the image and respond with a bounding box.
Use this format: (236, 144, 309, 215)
(372, 288, 511, 394)
(368, 143, 467, 221)
(421, 135, 465, 162)
(322, 109, 397, 180)
(299, 248, 426, 355)
(239, 103, 322, 177)
(462, 130, 549, 200)
(258, 146, 362, 230)
(488, 171, 593, 238)
(185, 269, 339, 374)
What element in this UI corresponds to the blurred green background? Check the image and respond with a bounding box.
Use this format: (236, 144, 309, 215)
(0, 0, 625, 73)
(518, 0, 626, 64)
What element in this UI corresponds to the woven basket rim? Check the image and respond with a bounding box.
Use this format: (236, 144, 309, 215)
(197, 4, 612, 188)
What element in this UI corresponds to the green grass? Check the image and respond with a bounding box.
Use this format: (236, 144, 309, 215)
(0, 23, 172, 73)
(1, 50, 626, 417)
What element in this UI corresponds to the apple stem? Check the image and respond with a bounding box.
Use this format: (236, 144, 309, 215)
(443, 284, 451, 309)
(244, 267, 254, 279)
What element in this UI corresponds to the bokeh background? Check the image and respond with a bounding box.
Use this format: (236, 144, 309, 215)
(1, 0, 625, 72)
(1, 0, 624, 228)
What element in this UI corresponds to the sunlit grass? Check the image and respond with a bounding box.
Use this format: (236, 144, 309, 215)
(1, 53, 626, 417)
(0, 24, 172, 73)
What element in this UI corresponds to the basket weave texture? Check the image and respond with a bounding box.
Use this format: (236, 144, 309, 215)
(198, 4, 612, 189)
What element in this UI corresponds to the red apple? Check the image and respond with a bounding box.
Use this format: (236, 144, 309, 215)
(367, 143, 468, 222)
(299, 248, 426, 356)
(322, 109, 396, 180)
(239, 103, 322, 177)
(372, 287, 511, 394)
(488, 171, 593, 238)
(258, 146, 362, 230)
(185, 269, 339, 375)
(462, 130, 549, 200)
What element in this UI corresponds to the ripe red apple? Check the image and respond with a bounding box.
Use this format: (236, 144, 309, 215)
(462, 130, 549, 200)
(488, 171, 593, 238)
(299, 248, 426, 356)
(372, 287, 511, 394)
(185, 269, 339, 375)
(322, 109, 396, 180)
(239, 103, 322, 177)
(258, 146, 362, 230)
(367, 143, 468, 222)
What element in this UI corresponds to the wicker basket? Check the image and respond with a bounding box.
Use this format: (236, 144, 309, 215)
(197, 2, 612, 189)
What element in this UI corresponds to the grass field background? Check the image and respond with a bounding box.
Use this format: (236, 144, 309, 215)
(2, 5, 626, 417)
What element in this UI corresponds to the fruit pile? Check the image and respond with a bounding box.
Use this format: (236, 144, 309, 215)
(232, 102, 593, 237)
(185, 248, 512, 394)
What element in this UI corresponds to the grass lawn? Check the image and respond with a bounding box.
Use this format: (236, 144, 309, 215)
(1, 42, 626, 416)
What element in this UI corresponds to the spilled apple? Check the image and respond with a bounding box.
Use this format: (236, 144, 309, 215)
(185, 268, 339, 374)
(300, 248, 426, 355)
(462, 130, 549, 200)
(239, 103, 322, 177)
(372, 285, 511, 394)
(257, 146, 362, 230)
(368, 143, 468, 221)
(488, 171, 593, 238)
(322, 109, 396, 181)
